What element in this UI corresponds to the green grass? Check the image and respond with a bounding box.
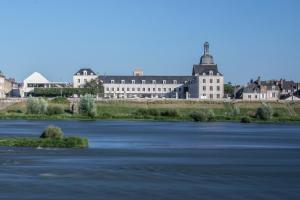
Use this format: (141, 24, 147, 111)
(0, 137, 89, 148)
(1, 100, 300, 123)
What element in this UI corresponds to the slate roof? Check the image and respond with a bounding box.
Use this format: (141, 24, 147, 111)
(74, 68, 96, 75)
(192, 64, 222, 76)
(98, 75, 195, 84)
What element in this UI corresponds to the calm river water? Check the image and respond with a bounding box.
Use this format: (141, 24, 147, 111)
(0, 120, 300, 200)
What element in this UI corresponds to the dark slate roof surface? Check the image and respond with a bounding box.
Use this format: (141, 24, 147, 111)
(98, 75, 195, 84)
(192, 64, 222, 76)
(74, 68, 96, 75)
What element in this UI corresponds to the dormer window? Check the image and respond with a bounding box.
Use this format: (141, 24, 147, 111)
(217, 73, 219, 76)
(91, 73, 94, 75)
(163, 80, 166, 84)
(131, 80, 135, 84)
(152, 80, 156, 84)
(111, 80, 115, 84)
(209, 70, 213, 75)
(77, 73, 80, 75)
(83, 70, 87, 76)
(121, 80, 125, 84)
(142, 80, 145, 84)
(203, 72, 206, 75)
(173, 80, 177, 84)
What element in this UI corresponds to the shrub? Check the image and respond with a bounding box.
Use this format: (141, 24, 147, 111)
(160, 109, 180, 117)
(206, 109, 215, 121)
(40, 125, 64, 139)
(51, 97, 70, 104)
(47, 105, 65, 115)
(190, 109, 215, 122)
(273, 112, 280, 117)
(79, 94, 97, 118)
(256, 103, 273, 120)
(240, 116, 251, 123)
(26, 97, 48, 114)
(231, 105, 240, 116)
(190, 110, 208, 122)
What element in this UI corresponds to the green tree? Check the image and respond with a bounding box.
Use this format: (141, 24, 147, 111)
(79, 94, 97, 118)
(224, 83, 235, 98)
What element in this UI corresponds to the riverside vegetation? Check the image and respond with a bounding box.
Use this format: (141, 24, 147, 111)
(0, 125, 88, 148)
(0, 96, 300, 123)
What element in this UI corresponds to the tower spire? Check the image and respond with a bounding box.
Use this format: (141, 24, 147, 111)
(204, 42, 209, 55)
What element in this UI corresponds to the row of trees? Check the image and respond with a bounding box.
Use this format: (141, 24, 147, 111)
(31, 79, 104, 97)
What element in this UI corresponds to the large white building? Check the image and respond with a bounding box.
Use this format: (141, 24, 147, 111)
(22, 72, 68, 97)
(73, 42, 224, 100)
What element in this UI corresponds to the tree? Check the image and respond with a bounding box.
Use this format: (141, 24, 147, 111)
(79, 94, 97, 118)
(224, 83, 235, 98)
(84, 78, 104, 93)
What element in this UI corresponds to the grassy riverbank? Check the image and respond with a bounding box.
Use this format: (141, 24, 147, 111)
(1, 99, 300, 123)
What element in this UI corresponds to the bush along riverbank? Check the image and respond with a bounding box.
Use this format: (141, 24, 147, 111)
(0, 97, 300, 123)
(0, 125, 88, 148)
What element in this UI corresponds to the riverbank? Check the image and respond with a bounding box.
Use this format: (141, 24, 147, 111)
(0, 100, 300, 123)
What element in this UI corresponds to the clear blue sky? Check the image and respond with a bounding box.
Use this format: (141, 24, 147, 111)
(0, 0, 299, 84)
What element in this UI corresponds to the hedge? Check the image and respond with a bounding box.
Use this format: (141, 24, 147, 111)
(31, 87, 103, 97)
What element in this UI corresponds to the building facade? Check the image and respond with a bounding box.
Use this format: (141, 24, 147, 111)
(242, 78, 281, 101)
(73, 68, 98, 88)
(73, 42, 224, 100)
(22, 72, 68, 97)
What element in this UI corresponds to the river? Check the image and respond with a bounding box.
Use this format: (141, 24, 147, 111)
(0, 120, 300, 200)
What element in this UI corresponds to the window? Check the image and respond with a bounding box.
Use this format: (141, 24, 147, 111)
(164, 88, 166, 92)
(148, 88, 151, 92)
(209, 70, 213, 75)
(131, 80, 135, 84)
(217, 79, 220, 83)
(153, 88, 156, 92)
(142, 80, 146, 84)
(122, 88, 125, 91)
(121, 80, 125, 84)
(217, 86, 220, 91)
(210, 79, 213, 83)
(91, 73, 94, 75)
(111, 80, 114, 84)
(210, 94, 213, 99)
(137, 88, 140, 92)
(77, 79, 80, 83)
(179, 88, 181, 92)
(203, 93, 206, 97)
(255, 95, 258, 99)
(203, 86, 206, 91)
(117, 88, 119, 91)
(83, 70, 87, 75)
(169, 88, 172, 92)
(112, 87, 115, 91)
(248, 95, 251, 99)
(203, 72, 206, 75)
(217, 73, 220, 76)
(132, 88, 135, 92)
(143, 88, 145, 92)
(84, 79, 87, 83)
(210, 86, 213, 91)
(217, 94, 220, 98)
(203, 79, 206, 83)
(127, 88, 130, 91)
(106, 87, 109, 91)
(173, 80, 177, 84)
(158, 88, 161, 92)
(77, 73, 80, 75)
(163, 80, 166, 84)
(152, 80, 156, 84)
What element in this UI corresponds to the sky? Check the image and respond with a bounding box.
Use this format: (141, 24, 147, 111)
(0, 0, 299, 84)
